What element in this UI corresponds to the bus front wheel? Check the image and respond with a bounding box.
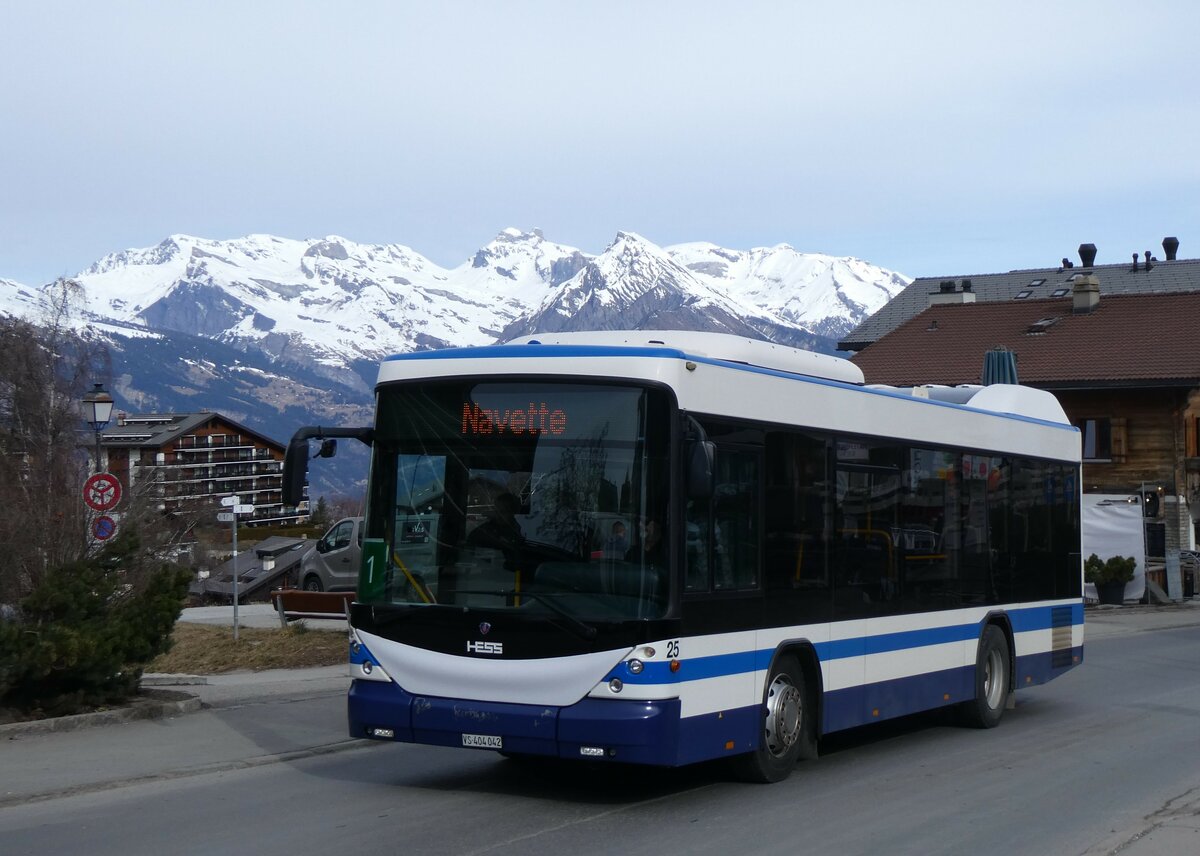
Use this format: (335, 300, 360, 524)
(960, 624, 1010, 729)
(732, 655, 814, 783)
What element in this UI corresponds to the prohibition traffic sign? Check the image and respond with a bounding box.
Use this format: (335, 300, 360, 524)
(83, 473, 122, 512)
(92, 515, 117, 541)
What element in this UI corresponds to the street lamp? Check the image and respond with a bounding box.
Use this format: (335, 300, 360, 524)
(81, 383, 114, 472)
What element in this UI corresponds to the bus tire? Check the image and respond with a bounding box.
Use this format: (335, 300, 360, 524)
(960, 624, 1010, 729)
(731, 655, 813, 783)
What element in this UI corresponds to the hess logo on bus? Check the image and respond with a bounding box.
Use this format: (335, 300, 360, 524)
(467, 640, 503, 655)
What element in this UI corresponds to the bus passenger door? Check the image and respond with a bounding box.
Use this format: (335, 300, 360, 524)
(830, 440, 901, 730)
(682, 442, 764, 713)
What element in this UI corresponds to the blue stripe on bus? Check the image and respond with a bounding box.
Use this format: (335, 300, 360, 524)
(1010, 602, 1083, 631)
(612, 605, 1083, 686)
(380, 344, 1078, 432)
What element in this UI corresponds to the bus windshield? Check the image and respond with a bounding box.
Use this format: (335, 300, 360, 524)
(362, 381, 672, 621)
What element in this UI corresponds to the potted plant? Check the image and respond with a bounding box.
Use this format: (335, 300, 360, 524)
(1085, 553, 1137, 605)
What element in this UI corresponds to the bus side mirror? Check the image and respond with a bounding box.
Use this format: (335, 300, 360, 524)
(316, 438, 338, 459)
(687, 440, 715, 500)
(283, 438, 309, 507)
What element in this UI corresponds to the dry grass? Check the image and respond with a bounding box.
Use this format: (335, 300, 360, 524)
(147, 622, 347, 675)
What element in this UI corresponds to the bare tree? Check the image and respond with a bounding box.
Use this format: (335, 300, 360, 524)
(0, 280, 111, 602)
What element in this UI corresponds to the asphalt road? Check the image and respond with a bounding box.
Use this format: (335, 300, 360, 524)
(3, 617, 1200, 856)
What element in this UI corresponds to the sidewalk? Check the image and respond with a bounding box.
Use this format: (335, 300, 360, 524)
(1082, 598, 1200, 640)
(0, 666, 356, 808)
(176, 602, 348, 631)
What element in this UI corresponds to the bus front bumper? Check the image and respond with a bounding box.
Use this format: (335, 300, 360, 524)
(348, 679, 682, 765)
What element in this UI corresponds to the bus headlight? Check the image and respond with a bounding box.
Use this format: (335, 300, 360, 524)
(608, 678, 623, 693)
(627, 659, 644, 674)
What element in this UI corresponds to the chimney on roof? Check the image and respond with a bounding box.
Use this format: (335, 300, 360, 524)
(1163, 236, 1179, 261)
(1078, 243, 1097, 268)
(928, 280, 978, 306)
(117, 411, 127, 426)
(1144, 250, 1154, 271)
(1131, 253, 1139, 272)
(1061, 258, 1074, 269)
(1072, 274, 1100, 314)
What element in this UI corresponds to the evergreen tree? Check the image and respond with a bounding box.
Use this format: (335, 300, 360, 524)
(310, 496, 330, 528)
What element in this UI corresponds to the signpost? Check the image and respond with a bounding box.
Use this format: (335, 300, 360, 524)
(220, 495, 255, 641)
(83, 475, 123, 542)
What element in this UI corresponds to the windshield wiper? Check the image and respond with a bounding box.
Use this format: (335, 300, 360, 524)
(445, 588, 598, 641)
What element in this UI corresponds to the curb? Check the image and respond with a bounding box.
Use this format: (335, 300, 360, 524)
(142, 673, 209, 686)
(0, 690, 201, 739)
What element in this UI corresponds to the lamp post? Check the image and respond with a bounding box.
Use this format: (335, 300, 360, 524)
(81, 383, 114, 472)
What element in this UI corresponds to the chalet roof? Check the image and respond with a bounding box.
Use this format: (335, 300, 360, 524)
(839, 255, 1200, 351)
(98, 411, 285, 451)
(849, 290, 1200, 389)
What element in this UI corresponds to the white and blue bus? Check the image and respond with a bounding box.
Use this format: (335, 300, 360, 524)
(283, 330, 1082, 782)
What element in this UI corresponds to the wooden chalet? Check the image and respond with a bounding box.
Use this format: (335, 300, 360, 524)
(98, 411, 309, 526)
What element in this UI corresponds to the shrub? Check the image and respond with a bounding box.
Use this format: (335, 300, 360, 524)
(1084, 553, 1137, 585)
(0, 529, 191, 717)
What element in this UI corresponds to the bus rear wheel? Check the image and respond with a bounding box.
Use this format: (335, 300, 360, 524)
(732, 655, 814, 783)
(960, 624, 1010, 729)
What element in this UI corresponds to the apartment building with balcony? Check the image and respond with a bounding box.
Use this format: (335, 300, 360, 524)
(98, 411, 308, 526)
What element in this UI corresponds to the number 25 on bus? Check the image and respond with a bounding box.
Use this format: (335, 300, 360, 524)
(283, 330, 1082, 783)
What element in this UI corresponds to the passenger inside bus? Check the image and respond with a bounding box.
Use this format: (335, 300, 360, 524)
(627, 518, 664, 565)
(602, 521, 629, 559)
(466, 492, 524, 569)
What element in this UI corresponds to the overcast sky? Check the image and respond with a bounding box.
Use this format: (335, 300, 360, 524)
(3, 1, 1198, 285)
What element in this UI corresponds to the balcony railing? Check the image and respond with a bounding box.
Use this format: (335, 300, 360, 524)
(175, 434, 258, 450)
(164, 449, 277, 462)
(155, 464, 282, 481)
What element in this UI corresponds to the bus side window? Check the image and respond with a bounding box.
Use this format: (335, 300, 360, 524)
(687, 446, 761, 592)
(713, 449, 760, 590)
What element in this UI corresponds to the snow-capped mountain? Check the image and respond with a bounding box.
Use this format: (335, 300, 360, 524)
(56, 228, 907, 367)
(1, 229, 908, 496)
(667, 242, 911, 339)
(0, 278, 47, 318)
